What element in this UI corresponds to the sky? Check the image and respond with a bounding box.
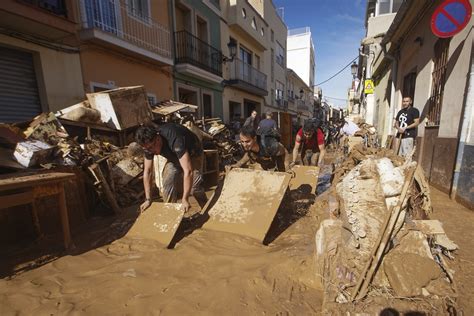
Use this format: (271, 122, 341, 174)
(273, 0, 367, 108)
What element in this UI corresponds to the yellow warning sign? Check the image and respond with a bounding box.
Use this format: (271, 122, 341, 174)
(364, 79, 374, 94)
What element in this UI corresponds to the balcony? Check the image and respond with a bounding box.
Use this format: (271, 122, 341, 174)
(79, 0, 172, 65)
(226, 58, 267, 96)
(174, 30, 223, 81)
(0, 0, 77, 40)
(226, 0, 268, 51)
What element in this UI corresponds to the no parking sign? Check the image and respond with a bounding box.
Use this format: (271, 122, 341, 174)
(431, 0, 472, 38)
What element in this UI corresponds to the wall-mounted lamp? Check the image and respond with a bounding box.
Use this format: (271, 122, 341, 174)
(299, 89, 304, 99)
(350, 61, 358, 79)
(223, 39, 237, 63)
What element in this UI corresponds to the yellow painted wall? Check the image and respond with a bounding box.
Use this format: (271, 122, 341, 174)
(80, 46, 173, 100)
(0, 34, 84, 112)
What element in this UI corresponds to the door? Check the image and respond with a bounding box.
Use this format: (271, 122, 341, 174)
(240, 47, 252, 82)
(202, 93, 212, 118)
(0, 46, 42, 122)
(85, 0, 119, 33)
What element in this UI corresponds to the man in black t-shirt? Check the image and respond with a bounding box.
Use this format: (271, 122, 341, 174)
(395, 96, 420, 157)
(135, 124, 208, 213)
(229, 125, 287, 172)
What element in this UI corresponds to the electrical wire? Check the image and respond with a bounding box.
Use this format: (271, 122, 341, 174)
(315, 56, 359, 86)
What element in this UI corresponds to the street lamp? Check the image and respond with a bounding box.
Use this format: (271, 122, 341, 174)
(351, 61, 358, 79)
(223, 39, 237, 63)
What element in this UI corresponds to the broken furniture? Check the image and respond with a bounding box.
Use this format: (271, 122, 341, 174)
(0, 172, 76, 250)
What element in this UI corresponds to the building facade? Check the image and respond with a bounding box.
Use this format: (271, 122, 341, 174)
(287, 27, 315, 90)
(286, 69, 312, 126)
(359, 0, 474, 208)
(0, 0, 85, 121)
(78, 0, 174, 104)
(220, 0, 268, 122)
(172, 0, 224, 118)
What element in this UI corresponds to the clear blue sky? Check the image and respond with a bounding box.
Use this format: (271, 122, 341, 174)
(273, 0, 366, 108)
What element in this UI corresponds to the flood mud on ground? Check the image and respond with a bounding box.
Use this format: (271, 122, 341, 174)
(0, 183, 327, 315)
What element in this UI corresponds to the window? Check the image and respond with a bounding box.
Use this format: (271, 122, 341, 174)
(402, 70, 417, 102)
(261, 28, 264, 37)
(242, 8, 246, 18)
(276, 81, 284, 102)
(251, 17, 257, 30)
(427, 39, 450, 126)
(276, 42, 285, 67)
(271, 29, 274, 42)
(240, 47, 252, 65)
(255, 54, 260, 70)
(147, 94, 157, 106)
(376, 0, 403, 16)
(23, 0, 67, 16)
(196, 15, 208, 43)
(128, 0, 150, 21)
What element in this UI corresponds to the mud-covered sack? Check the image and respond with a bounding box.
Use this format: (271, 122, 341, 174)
(376, 158, 404, 197)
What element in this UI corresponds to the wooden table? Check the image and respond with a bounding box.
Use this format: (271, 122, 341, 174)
(0, 172, 76, 250)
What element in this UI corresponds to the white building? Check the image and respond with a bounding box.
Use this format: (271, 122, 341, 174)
(287, 27, 315, 90)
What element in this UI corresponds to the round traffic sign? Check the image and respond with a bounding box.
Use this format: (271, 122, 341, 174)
(431, 0, 472, 38)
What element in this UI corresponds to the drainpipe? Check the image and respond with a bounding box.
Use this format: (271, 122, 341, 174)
(451, 48, 474, 199)
(381, 42, 398, 148)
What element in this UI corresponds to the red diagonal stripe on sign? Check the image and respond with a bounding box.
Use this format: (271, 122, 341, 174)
(440, 7, 463, 28)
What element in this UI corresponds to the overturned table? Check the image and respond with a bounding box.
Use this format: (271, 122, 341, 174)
(0, 172, 75, 250)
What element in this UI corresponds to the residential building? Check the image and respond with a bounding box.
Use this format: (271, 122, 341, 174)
(286, 69, 312, 127)
(78, 0, 174, 105)
(363, 0, 474, 208)
(0, 0, 84, 122)
(220, 0, 268, 122)
(172, 0, 224, 118)
(287, 27, 315, 89)
(261, 0, 287, 114)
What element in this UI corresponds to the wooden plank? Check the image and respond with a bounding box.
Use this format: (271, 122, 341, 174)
(88, 164, 122, 215)
(351, 164, 417, 301)
(126, 202, 184, 247)
(58, 184, 74, 250)
(0, 172, 75, 191)
(203, 168, 291, 242)
(289, 165, 319, 194)
(0, 191, 34, 209)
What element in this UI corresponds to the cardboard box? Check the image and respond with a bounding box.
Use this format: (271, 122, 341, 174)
(86, 86, 152, 130)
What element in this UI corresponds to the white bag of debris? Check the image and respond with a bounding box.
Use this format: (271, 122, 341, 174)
(14, 140, 55, 167)
(376, 158, 404, 198)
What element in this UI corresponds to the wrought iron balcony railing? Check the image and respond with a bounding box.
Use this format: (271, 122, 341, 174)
(175, 30, 223, 77)
(228, 58, 267, 91)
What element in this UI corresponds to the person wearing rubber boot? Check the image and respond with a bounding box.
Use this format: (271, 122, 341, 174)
(291, 121, 326, 168)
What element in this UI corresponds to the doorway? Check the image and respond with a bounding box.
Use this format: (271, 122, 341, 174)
(244, 99, 260, 118)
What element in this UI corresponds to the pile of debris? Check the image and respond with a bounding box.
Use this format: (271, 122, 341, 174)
(316, 146, 458, 314)
(0, 87, 240, 213)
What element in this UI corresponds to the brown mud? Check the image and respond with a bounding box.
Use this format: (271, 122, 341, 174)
(0, 185, 327, 315)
